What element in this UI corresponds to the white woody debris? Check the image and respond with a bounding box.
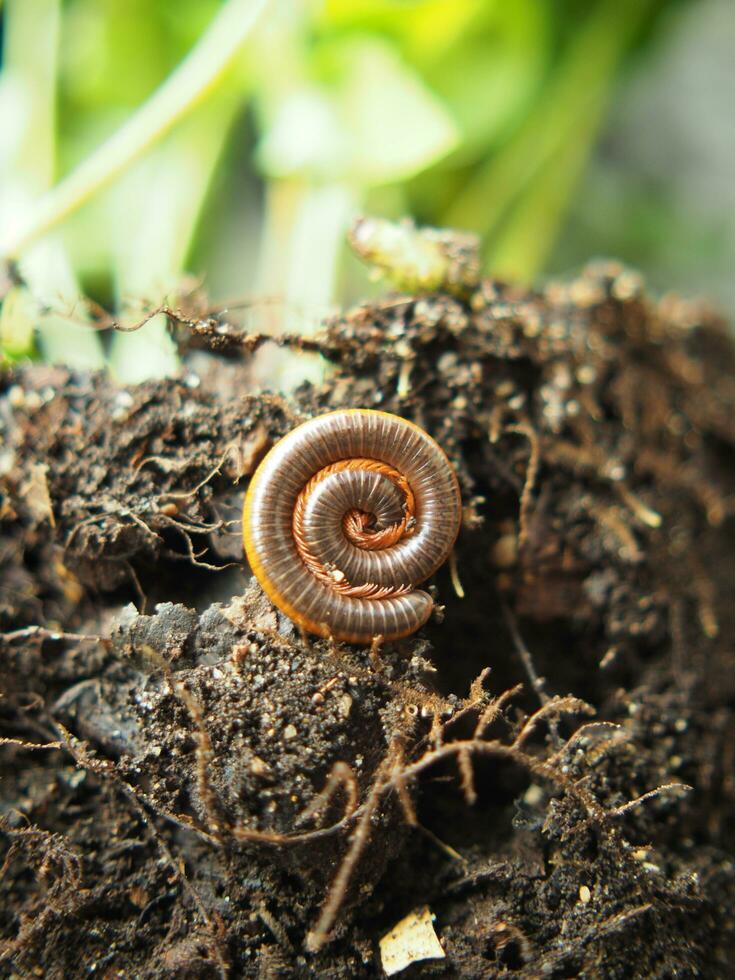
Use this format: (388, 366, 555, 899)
(379, 905, 445, 976)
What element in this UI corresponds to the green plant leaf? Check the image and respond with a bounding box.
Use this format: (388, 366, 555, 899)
(0, 286, 36, 361)
(340, 39, 459, 185)
(259, 38, 458, 185)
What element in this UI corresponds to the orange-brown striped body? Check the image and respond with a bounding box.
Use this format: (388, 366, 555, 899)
(242, 409, 462, 643)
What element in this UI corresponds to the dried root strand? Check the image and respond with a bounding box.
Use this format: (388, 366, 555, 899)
(0, 737, 62, 751)
(391, 741, 418, 826)
(610, 782, 692, 817)
(474, 684, 523, 740)
(458, 748, 477, 805)
(1, 625, 103, 646)
(468, 667, 493, 705)
(512, 696, 595, 751)
(504, 422, 541, 552)
(295, 762, 359, 828)
(305, 741, 402, 953)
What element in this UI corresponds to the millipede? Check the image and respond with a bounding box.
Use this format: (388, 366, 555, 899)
(242, 409, 462, 643)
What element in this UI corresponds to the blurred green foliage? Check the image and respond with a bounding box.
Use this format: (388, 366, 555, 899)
(0, 0, 716, 378)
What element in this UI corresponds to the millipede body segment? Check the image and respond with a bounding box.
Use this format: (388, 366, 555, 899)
(242, 409, 462, 643)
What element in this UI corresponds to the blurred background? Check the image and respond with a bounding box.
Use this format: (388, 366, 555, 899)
(0, 0, 733, 381)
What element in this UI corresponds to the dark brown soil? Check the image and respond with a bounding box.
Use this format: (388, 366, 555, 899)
(1, 257, 734, 978)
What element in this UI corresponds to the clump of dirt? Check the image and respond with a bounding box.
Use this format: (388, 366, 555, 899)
(1, 239, 735, 978)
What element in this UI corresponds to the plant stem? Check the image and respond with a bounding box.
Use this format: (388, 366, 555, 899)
(254, 178, 356, 389)
(0, 0, 270, 261)
(445, 0, 652, 278)
(489, 0, 653, 281)
(488, 93, 604, 282)
(108, 94, 243, 382)
(1, 0, 104, 366)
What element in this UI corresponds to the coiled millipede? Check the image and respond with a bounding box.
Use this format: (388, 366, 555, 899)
(242, 409, 462, 643)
